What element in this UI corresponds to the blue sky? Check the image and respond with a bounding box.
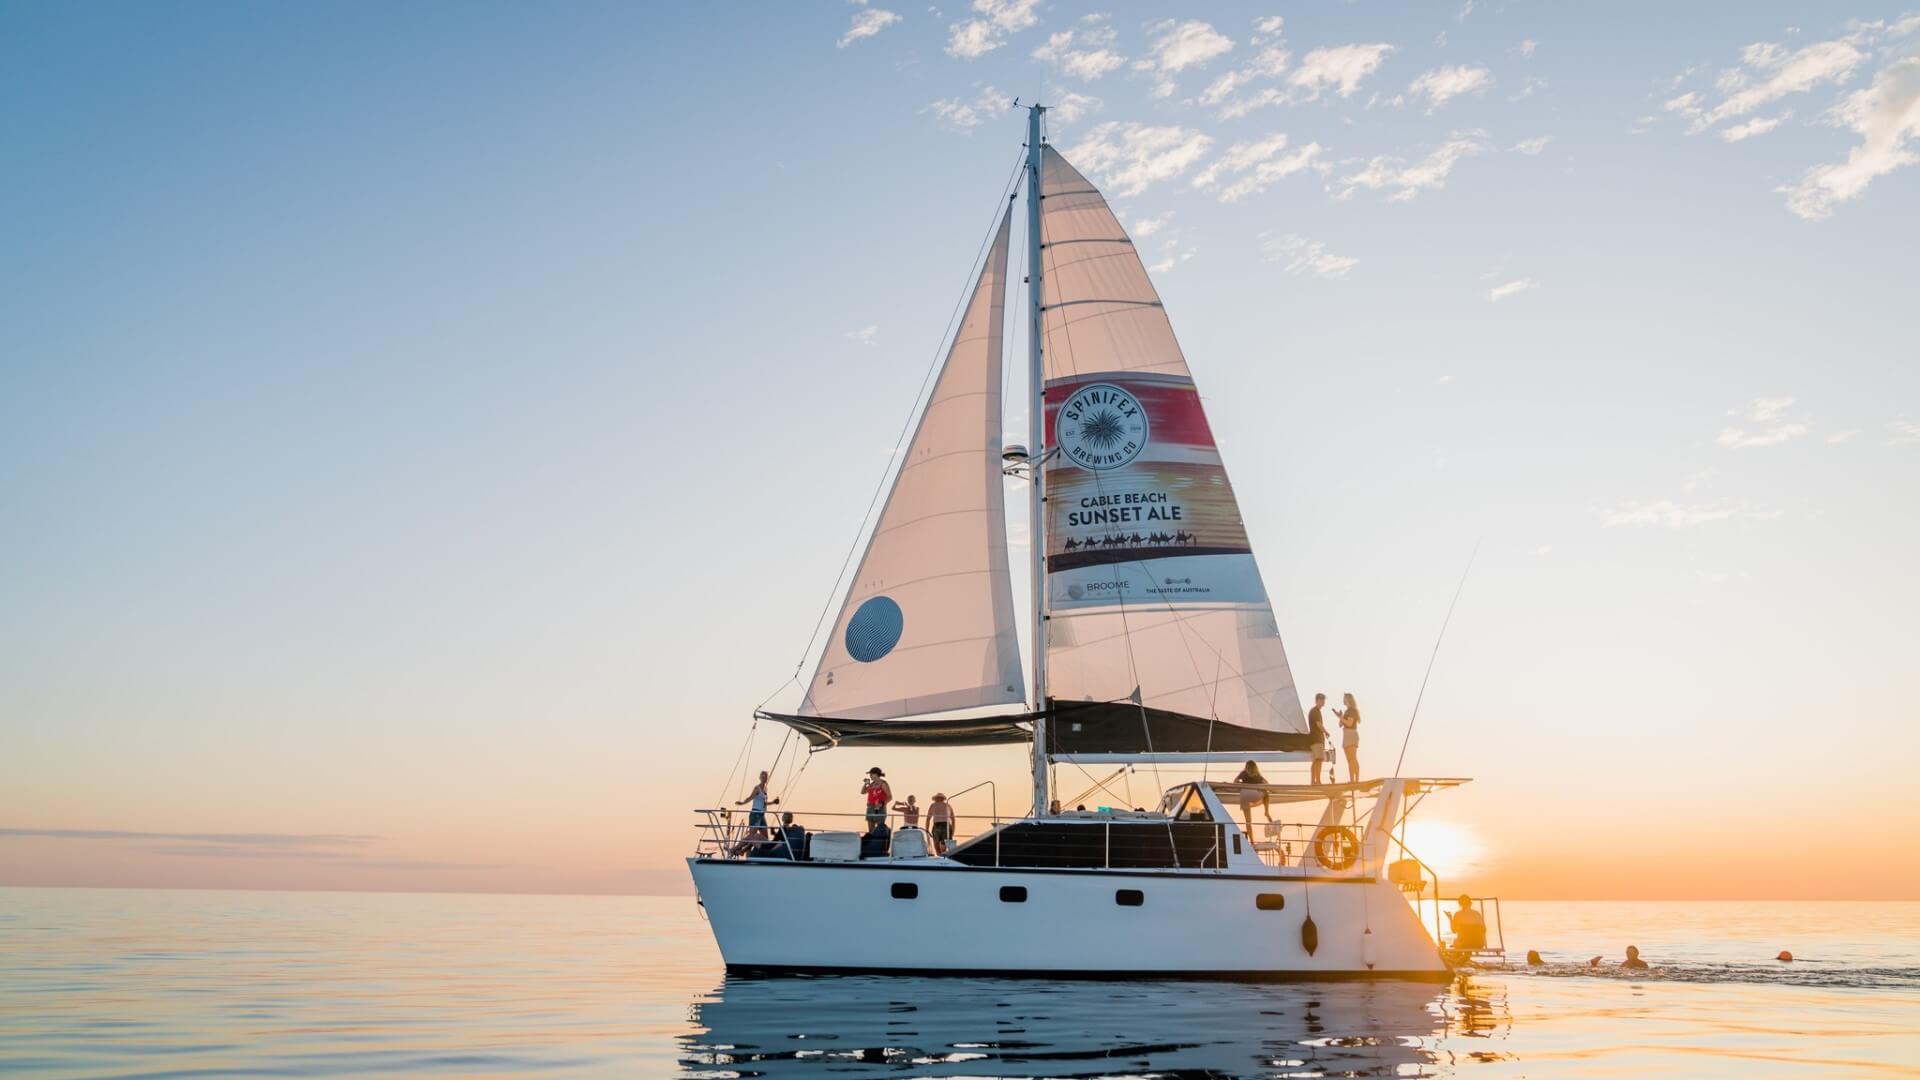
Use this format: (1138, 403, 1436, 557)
(2, 2, 1916, 897)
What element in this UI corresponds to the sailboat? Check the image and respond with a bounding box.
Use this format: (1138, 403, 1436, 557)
(689, 104, 1480, 980)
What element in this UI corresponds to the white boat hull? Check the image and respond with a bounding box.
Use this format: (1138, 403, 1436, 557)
(688, 856, 1448, 980)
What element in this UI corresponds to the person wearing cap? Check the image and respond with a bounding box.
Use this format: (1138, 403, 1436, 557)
(927, 793, 955, 854)
(861, 767, 892, 830)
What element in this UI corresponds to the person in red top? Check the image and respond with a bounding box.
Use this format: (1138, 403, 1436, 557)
(861, 767, 892, 829)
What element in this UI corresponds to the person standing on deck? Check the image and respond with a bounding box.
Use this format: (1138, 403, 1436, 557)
(926, 793, 955, 854)
(734, 770, 778, 839)
(861, 768, 892, 829)
(1307, 693, 1329, 784)
(1334, 693, 1362, 782)
(892, 794, 921, 829)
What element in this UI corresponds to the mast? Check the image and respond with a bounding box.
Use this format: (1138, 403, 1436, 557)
(1025, 103, 1049, 816)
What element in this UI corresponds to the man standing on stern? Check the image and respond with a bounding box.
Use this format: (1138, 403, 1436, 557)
(1307, 693, 1329, 785)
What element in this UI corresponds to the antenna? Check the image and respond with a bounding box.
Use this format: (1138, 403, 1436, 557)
(1390, 539, 1480, 778)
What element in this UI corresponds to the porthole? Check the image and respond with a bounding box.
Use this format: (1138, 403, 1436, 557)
(891, 882, 918, 900)
(1116, 889, 1144, 907)
(1255, 893, 1286, 911)
(999, 885, 1028, 903)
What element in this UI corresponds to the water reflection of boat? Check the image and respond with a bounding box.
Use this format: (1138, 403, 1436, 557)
(681, 973, 1503, 1077)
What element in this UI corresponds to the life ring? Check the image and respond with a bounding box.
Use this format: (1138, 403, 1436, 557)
(1312, 825, 1360, 870)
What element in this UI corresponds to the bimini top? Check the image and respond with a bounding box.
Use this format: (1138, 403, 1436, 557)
(1206, 777, 1472, 804)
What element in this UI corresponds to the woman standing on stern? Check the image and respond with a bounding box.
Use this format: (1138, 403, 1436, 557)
(1335, 693, 1362, 782)
(860, 767, 892, 829)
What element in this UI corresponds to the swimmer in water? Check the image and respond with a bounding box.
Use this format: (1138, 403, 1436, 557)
(1622, 945, 1649, 970)
(1526, 950, 1543, 966)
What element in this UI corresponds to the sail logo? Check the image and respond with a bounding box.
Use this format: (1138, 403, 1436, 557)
(845, 595, 904, 663)
(1058, 383, 1148, 471)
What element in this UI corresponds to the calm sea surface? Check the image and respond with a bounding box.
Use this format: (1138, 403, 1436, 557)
(1, 889, 1914, 1078)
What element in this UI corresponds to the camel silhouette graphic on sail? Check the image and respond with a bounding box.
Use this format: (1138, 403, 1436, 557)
(1062, 531, 1203, 552)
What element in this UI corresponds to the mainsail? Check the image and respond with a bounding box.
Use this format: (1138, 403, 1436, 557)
(1035, 146, 1311, 757)
(797, 210, 1024, 722)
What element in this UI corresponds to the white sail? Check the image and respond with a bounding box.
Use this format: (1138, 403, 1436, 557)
(799, 211, 1024, 721)
(1036, 146, 1308, 752)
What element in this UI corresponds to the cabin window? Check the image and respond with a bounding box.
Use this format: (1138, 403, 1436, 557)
(891, 882, 918, 900)
(1255, 893, 1286, 911)
(999, 885, 1027, 903)
(1115, 889, 1144, 907)
(1232, 834, 1243, 855)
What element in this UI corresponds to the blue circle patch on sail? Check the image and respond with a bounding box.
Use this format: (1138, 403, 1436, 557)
(845, 596, 904, 663)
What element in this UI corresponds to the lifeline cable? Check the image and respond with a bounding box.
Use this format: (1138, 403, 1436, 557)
(1390, 538, 1482, 779)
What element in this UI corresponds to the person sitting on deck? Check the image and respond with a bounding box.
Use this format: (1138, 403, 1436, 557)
(776, 812, 808, 860)
(859, 821, 892, 859)
(1450, 895, 1487, 951)
(1232, 760, 1272, 832)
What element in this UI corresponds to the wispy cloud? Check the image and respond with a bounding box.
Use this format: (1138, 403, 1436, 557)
(1190, 133, 1326, 201)
(1338, 130, 1487, 201)
(1510, 135, 1554, 155)
(923, 85, 1008, 132)
(946, 0, 1039, 60)
(1514, 39, 1539, 59)
(1601, 499, 1743, 529)
(1291, 43, 1395, 101)
(1719, 111, 1791, 142)
(1888, 419, 1920, 446)
(1717, 396, 1807, 447)
(838, 6, 901, 49)
(1826, 428, 1862, 443)
(846, 324, 879, 346)
(1717, 423, 1808, 448)
(1135, 19, 1236, 98)
(1132, 212, 1173, 237)
(1406, 64, 1495, 112)
(1489, 278, 1539, 302)
(1687, 40, 1864, 133)
(1066, 121, 1214, 195)
(1032, 18, 1126, 80)
(1047, 89, 1102, 125)
(1780, 51, 1920, 220)
(1261, 232, 1358, 279)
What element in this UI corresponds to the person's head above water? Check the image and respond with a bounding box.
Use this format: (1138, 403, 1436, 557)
(1626, 945, 1641, 959)
(1525, 950, 1543, 965)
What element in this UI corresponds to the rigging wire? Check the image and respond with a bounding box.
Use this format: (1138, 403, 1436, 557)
(1390, 539, 1482, 779)
(765, 148, 1030, 716)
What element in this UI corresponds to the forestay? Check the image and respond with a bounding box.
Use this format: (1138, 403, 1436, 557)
(1036, 146, 1310, 755)
(798, 210, 1024, 721)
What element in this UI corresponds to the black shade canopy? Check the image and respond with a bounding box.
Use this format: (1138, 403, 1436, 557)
(760, 711, 1037, 750)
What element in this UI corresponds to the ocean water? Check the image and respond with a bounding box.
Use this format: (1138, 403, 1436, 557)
(1, 889, 1915, 1078)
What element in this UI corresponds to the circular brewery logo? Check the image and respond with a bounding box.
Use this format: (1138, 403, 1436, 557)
(1058, 383, 1149, 471)
(845, 595, 904, 663)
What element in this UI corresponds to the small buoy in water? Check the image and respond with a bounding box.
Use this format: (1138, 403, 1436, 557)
(1526, 950, 1543, 966)
(1777, 950, 1794, 962)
